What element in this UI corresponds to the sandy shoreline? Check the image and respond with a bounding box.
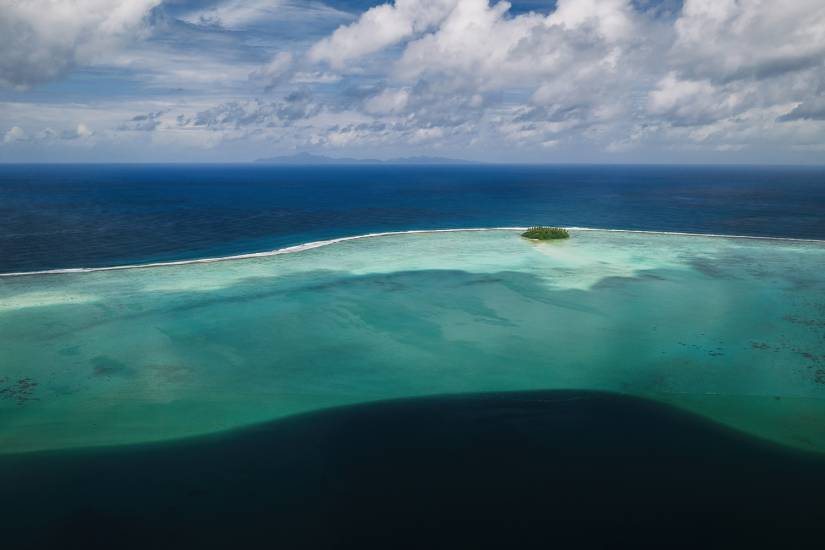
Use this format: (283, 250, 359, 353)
(2, 226, 824, 278)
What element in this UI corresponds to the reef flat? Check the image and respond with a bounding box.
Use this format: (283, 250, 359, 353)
(1, 229, 824, 454)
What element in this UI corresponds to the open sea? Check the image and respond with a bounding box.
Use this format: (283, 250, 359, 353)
(2, 164, 825, 273)
(2, 164, 825, 545)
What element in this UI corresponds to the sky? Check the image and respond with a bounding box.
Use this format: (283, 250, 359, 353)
(1, 0, 824, 163)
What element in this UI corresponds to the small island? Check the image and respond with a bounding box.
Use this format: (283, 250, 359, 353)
(521, 226, 570, 240)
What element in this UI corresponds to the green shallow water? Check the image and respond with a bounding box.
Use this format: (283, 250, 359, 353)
(1, 229, 824, 454)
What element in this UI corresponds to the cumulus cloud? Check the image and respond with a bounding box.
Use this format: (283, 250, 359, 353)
(2, 121, 96, 145)
(670, 0, 825, 83)
(57, 123, 95, 141)
(304, 0, 649, 150)
(119, 110, 167, 131)
(129, 0, 825, 157)
(364, 88, 410, 114)
(640, 0, 825, 147)
(308, 0, 459, 68)
(647, 73, 747, 126)
(3, 126, 26, 144)
(341, 0, 820, 156)
(394, 0, 642, 111)
(75, 123, 94, 139)
(36, 128, 60, 141)
(179, 93, 322, 132)
(0, 0, 161, 88)
(5, 0, 825, 161)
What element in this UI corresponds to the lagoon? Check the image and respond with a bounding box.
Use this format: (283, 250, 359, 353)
(2, 228, 824, 455)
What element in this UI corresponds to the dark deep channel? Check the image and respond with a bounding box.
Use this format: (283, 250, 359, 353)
(2, 390, 825, 547)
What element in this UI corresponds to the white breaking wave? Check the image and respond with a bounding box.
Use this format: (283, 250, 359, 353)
(1, 226, 823, 278)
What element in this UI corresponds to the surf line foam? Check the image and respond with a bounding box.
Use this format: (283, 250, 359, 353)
(0, 227, 528, 277)
(2, 226, 823, 278)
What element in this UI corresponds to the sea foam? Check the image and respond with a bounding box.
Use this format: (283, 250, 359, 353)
(2, 226, 823, 278)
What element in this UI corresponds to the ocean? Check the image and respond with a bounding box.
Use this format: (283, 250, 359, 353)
(2, 164, 825, 273)
(2, 164, 825, 544)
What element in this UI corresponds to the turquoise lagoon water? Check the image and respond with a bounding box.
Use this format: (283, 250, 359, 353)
(2, 229, 825, 455)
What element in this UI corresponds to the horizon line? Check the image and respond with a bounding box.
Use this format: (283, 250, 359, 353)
(2, 161, 825, 167)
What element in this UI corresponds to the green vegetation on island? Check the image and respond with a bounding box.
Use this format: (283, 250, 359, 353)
(521, 226, 570, 240)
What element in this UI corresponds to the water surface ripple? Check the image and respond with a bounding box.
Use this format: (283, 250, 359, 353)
(2, 229, 824, 454)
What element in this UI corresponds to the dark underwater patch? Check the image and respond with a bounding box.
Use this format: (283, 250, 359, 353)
(0, 377, 38, 406)
(90, 355, 134, 378)
(1, 390, 824, 548)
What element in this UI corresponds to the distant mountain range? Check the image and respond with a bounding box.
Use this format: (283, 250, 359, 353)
(254, 152, 479, 165)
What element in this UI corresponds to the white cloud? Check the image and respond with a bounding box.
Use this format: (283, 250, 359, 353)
(302, 0, 825, 157)
(3, 126, 26, 144)
(76, 123, 94, 139)
(308, 0, 641, 96)
(178, 0, 349, 31)
(409, 126, 444, 143)
(308, 0, 459, 68)
(671, 0, 825, 82)
(364, 88, 410, 114)
(290, 71, 341, 84)
(393, 0, 539, 87)
(180, 0, 285, 29)
(249, 51, 294, 87)
(4, 0, 825, 161)
(647, 72, 747, 125)
(0, 0, 161, 88)
(779, 97, 825, 122)
(547, 0, 634, 42)
(639, 0, 825, 149)
(104, 47, 257, 90)
(316, 0, 647, 150)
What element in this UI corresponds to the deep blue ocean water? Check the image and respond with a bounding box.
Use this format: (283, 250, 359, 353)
(4, 391, 825, 547)
(1, 164, 824, 272)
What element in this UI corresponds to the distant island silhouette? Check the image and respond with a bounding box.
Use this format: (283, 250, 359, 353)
(254, 152, 480, 165)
